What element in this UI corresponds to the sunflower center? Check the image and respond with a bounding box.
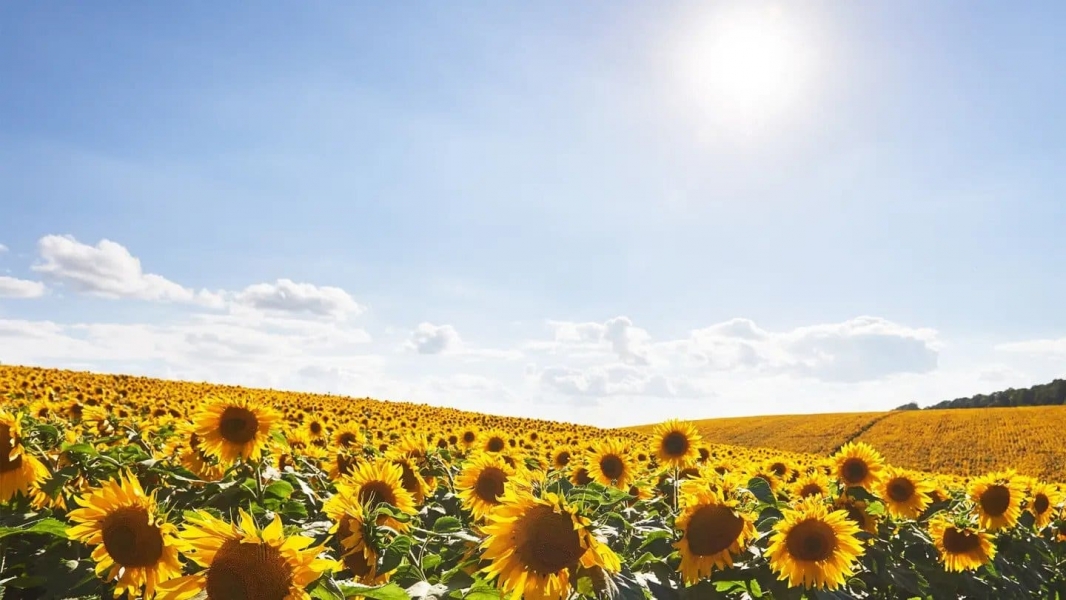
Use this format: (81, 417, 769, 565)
(887, 478, 916, 502)
(1033, 494, 1050, 515)
(686, 505, 744, 556)
(101, 506, 164, 568)
(0, 424, 23, 473)
(573, 468, 592, 486)
(517, 506, 585, 575)
(979, 485, 1011, 517)
(359, 481, 398, 508)
(219, 407, 259, 444)
(338, 432, 358, 447)
(310, 422, 323, 435)
(344, 548, 374, 578)
(207, 539, 293, 600)
(555, 451, 571, 467)
(843, 505, 867, 529)
(463, 431, 476, 444)
(698, 448, 711, 462)
(662, 431, 689, 457)
(475, 467, 507, 503)
(771, 462, 788, 477)
(799, 484, 824, 498)
(942, 527, 981, 554)
(486, 437, 505, 453)
(397, 462, 421, 496)
(840, 458, 869, 485)
(785, 519, 838, 562)
(599, 455, 625, 480)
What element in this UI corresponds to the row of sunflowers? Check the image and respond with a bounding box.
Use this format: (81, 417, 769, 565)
(1, 365, 1065, 599)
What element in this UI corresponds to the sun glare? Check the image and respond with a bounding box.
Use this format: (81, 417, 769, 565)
(677, 6, 813, 131)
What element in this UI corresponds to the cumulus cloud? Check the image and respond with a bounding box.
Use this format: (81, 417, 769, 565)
(235, 279, 363, 319)
(535, 364, 703, 398)
(32, 235, 223, 307)
(681, 316, 939, 382)
(408, 322, 463, 355)
(0, 276, 46, 299)
(547, 316, 650, 365)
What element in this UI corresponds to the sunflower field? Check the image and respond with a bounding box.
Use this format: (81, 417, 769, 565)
(1, 366, 1065, 600)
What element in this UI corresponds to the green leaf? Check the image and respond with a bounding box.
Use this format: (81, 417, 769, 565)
(746, 477, 776, 505)
(338, 582, 411, 600)
(0, 517, 71, 540)
(380, 535, 413, 574)
(61, 442, 99, 456)
(264, 480, 295, 499)
(432, 516, 462, 533)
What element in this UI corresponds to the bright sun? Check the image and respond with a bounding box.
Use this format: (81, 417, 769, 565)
(677, 7, 813, 129)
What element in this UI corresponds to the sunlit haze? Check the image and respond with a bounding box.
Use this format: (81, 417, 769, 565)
(1, 2, 1064, 426)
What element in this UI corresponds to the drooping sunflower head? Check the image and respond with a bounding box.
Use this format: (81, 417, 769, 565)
(766, 496, 865, 590)
(791, 471, 832, 500)
(969, 470, 1025, 531)
(928, 516, 995, 572)
(570, 466, 593, 486)
(157, 509, 336, 600)
(833, 495, 879, 536)
(879, 467, 934, 520)
(0, 410, 50, 502)
(587, 438, 636, 490)
(456, 453, 521, 520)
(335, 458, 418, 530)
(674, 487, 755, 584)
(480, 489, 620, 600)
(832, 442, 884, 491)
(1027, 481, 1062, 530)
(67, 471, 183, 599)
(652, 419, 702, 467)
(332, 425, 363, 450)
(191, 395, 280, 464)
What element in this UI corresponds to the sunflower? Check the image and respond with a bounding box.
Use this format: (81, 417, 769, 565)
(481, 429, 509, 454)
(791, 471, 832, 500)
(67, 472, 183, 598)
(570, 466, 593, 486)
(766, 497, 865, 590)
(928, 516, 995, 572)
(388, 453, 432, 504)
(674, 486, 755, 584)
(0, 410, 50, 502)
(833, 495, 879, 536)
(480, 488, 620, 600)
(1027, 481, 1061, 530)
(305, 417, 328, 443)
(456, 453, 520, 520)
(551, 446, 575, 471)
(191, 396, 280, 463)
(878, 467, 934, 520)
(323, 491, 388, 584)
(156, 509, 335, 600)
(586, 439, 636, 489)
(832, 442, 884, 491)
(458, 426, 480, 451)
(335, 458, 417, 530)
(969, 470, 1025, 530)
(332, 425, 363, 450)
(652, 419, 702, 467)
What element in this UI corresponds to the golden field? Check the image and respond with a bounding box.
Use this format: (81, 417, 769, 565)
(638, 405, 1066, 481)
(1, 364, 1065, 599)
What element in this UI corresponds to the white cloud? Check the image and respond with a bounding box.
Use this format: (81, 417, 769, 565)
(0, 243, 8, 253)
(235, 279, 363, 319)
(996, 338, 1066, 357)
(535, 364, 704, 398)
(546, 316, 651, 365)
(408, 322, 463, 355)
(32, 235, 224, 307)
(0, 276, 46, 299)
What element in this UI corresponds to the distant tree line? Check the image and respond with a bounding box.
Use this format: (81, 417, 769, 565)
(916, 378, 1066, 410)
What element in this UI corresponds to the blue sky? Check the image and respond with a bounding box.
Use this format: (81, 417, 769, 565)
(1, 2, 1064, 426)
